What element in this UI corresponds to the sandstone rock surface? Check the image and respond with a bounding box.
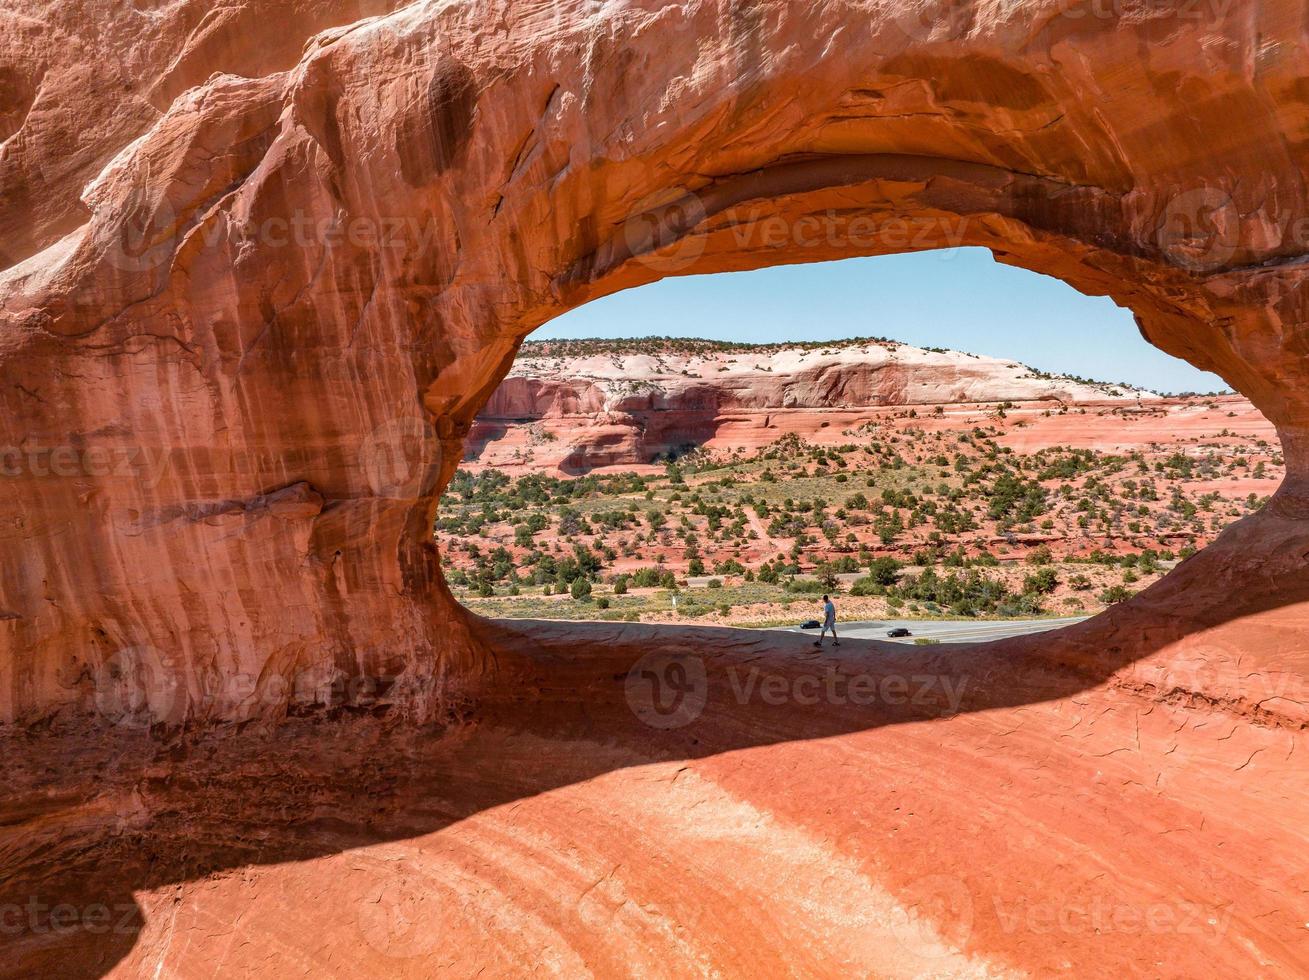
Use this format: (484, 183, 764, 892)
(471, 337, 1156, 471)
(2, 0, 1309, 974)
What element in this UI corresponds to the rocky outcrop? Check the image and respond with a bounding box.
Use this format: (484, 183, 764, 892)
(7, 0, 1309, 727)
(470, 339, 1154, 470)
(3, 0, 1309, 973)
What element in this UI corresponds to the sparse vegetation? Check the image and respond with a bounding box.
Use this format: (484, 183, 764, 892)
(439, 392, 1278, 625)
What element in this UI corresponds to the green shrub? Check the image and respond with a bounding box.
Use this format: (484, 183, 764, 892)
(1026, 545, 1054, 565)
(849, 576, 884, 597)
(1099, 584, 1133, 604)
(1022, 568, 1058, 595)
(867, 556, 903, 585)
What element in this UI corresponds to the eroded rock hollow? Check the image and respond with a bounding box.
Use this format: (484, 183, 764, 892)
(2, 0, 1308, 975)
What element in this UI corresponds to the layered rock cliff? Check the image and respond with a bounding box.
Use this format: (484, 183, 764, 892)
(470, 337, 1154, 470)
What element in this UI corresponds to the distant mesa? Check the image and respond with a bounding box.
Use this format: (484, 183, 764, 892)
(469, 337, 1154, 473)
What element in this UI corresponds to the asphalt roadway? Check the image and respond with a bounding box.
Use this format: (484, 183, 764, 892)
(783, 615, 1091, 644)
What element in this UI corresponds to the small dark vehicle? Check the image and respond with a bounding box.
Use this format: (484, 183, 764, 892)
(800, 619, 821, 630)
(887, 627, 912, 638)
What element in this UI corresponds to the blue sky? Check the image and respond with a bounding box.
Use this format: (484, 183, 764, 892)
(537, 248, 1227, 394)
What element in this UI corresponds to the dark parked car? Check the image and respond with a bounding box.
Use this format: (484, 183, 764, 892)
(887, 627, 912, 638)
(800, 619, 821, 630)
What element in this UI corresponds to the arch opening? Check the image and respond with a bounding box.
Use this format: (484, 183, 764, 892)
(410, 140, 1309, 708)
(438, 248, 1282, 648)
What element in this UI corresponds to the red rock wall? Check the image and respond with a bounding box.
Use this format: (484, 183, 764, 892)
(4, 4, 1309, 976)
(471, 350, 1146, 469)
(3, 0, 1309, 729)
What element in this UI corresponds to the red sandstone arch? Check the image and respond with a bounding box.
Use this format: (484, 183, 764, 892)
(2, 2, 1308, 974)
(4, 0, 1307, 726)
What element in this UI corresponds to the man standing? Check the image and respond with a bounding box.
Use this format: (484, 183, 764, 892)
(815, 594, 839, 647)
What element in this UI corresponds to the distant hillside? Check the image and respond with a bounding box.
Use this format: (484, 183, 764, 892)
(515, 336, 1149, 397)
(517, 335, 905, 358)
(469, 337, 1159, 473)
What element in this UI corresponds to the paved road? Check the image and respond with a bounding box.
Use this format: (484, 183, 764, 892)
(781, 615, 1090, 644)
